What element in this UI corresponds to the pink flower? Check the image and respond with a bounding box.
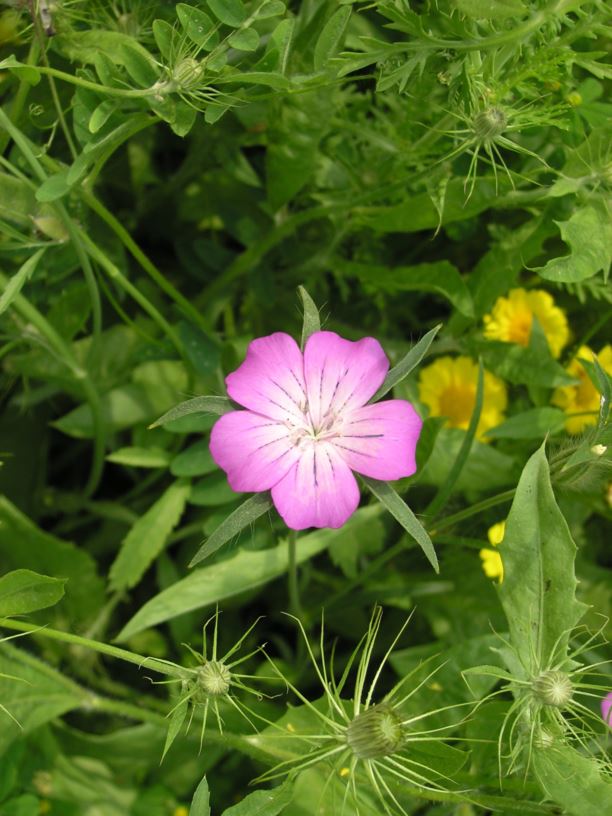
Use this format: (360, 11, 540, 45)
(602, 692, 612, 728)
(210, 331, 422, 530)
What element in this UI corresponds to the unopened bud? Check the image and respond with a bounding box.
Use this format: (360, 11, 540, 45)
(473, 107, 507, 142)
(173, 58, 203, 90)
(532, 670, 573, 708)
(197, 660, 231, 696)
(346, 704, 403, 759)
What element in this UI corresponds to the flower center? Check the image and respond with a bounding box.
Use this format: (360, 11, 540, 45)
(506, 311, 533, 347)
(437, 384, 476, 429)
(287, 406, 341, 447)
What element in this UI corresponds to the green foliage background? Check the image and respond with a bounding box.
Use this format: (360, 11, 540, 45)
(0, 1, 610, 814)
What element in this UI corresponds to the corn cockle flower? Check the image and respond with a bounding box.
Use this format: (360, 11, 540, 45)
(602, 692, 612, 728)
(209, 331, 422, 530)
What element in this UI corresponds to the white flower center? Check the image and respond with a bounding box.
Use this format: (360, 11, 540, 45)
(287, 404, 342, 448)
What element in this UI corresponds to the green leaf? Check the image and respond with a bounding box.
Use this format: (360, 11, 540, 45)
(190, 492, 274, 566)
(0, 497, 104, 623)
(298, 285, 321, 349)
(228, 28, 260, 51)
(361, 477, 439, 572)
(208, 0, 247, 27)
(257, 0, 286, 18)
(150, 396, 235, 429)
(221, 779, 293, 815)
(0, 643, 83, 755)
(533, 744, 612, 816)
(370, 324, 441, 402)
(170, 441, 217, 478)
(35, 171, 71, 203)
(177, 4, 219, 50)
(0, 570, 65, 617)
(481, 340, 576, 389)
(0, 249, 45, 317)
(485, 407, 567, 440)
(109, 481, 191, 592)
(497, 443, 588, 675)
(188, 472, 238, 506)
(162, 698, 189, 762)
(117, 507, 381, 640)
(190, 774, 211, 816)
(152, 19, 175, 60)
(453, 0, 527, 20)
(0, 56, 41, 85)
(535, 203, 612, 283)
(106, 447, 172, 468)
(340, 260, 474, 318)
(313, 7, 351, 71)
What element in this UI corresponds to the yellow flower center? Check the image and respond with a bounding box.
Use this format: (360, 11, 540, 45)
(437, 383, 476, 428)
(505, 310, 532, 347)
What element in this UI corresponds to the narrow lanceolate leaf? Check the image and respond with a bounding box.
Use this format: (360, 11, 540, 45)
(189, 774, 211, 816)
(0, 249, 45, 316)
(425, 359, 483, 518)
(313, 7, 351, 71)
(361, 477, 438, 572)
(533, 743, 612, 816)
(189, 492, 274, 566)
(162, 697, 189, 762)
(109, 481, 190, 592)
(150, 396, 235, 429)
(117, 507, 381, 640)
(0, 570, 65, 617)
(370, 324, 441, 402)
(497, 443, 588, 675)
(221, 779, 293, 815)
(298, 285, 321, 349)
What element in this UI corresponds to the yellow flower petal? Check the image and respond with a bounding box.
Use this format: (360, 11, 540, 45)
(487, 521, 506, 547)
(479, 548, 504, 582)
(552, 345, 612, 434)
(483, 288, 569, 358)
(418, 356, 507, 440)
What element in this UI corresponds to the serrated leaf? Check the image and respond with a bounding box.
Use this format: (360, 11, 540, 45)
(109, 481, 190, 592)
(207, 0, 247, 26)
(535, 203, 612, 283)
(497, 443, 588, 675)
(298, 285, 321, 349)
(177, 4, 219, 50)
(117, 507, 380, 639)
(0, 570, 65, 617)
(533, 743, 612, 816)
(190, 492, 273, 566)
(314, 7, 351, 71)
(0, 249, 45, 316)
(361, 477, 438, 572)
(151, 396, 235, 429)
(221, 779, 293, 815)
(371, 324, 441, 402)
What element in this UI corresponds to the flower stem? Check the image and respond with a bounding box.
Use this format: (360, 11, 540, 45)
(287, 530, 303, 621)
(429, 488, 516, 536)
(0, 618, 190, 681)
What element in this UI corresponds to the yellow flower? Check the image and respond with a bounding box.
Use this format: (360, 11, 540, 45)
(483, 288, 569, 358)
(173, 807, 189, 816)
(418, 356, 507, 440)
(551, 345, 612, 434)
(479, 521, 505, 583)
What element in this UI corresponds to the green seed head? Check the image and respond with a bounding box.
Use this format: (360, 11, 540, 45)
(473, 107, 507, 142)
(196, 660, 231, 697)
(346, 703, 403, 760)
(532, 670, 573, 708)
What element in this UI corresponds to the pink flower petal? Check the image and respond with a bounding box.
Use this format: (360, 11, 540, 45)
(332, 400, 422, 480)
(225, 332, 307, 422)
(303, 332, 389, 428)
(602, 692, 612, 728)
(210, 411, 299, 493)
(271, 443, 360, 530)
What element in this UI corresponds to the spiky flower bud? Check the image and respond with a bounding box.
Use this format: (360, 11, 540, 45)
(196, 660, 231, 697)
(346, 703, 403, 759)
(473, 107, 507, 142)
(532, 670, 573, 708)
(173, 58, 204, 91)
